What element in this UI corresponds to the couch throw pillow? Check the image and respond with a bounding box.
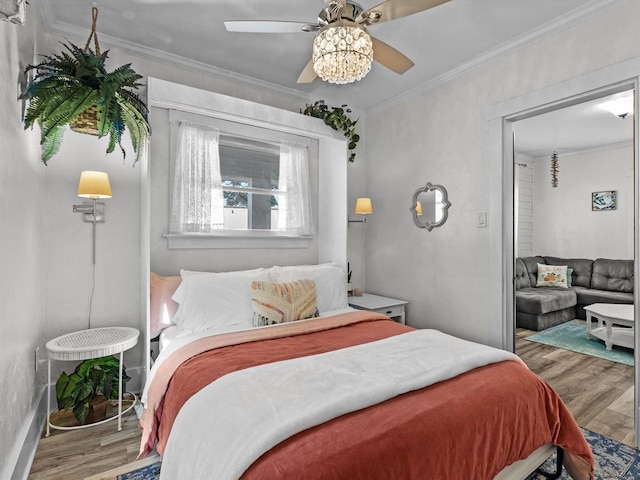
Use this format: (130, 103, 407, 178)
(251, 280, 319, 327)
(536, 264, 569, 288)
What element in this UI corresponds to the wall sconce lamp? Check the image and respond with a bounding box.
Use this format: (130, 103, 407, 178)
(348, 197, 373, 225)
(73, 171, 112, 265)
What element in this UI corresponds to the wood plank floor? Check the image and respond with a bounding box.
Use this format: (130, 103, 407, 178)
(28, 410, 142, 480)
(516, 328, 635, 447)
(28, 333, 636, 478)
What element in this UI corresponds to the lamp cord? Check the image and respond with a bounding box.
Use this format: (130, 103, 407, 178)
(87, 261, 96, 330)
(87, 202, 97, 330)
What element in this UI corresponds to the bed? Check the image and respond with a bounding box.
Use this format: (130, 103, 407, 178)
(141, 264, 594, 480)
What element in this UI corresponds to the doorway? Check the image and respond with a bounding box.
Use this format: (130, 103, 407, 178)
(511, 91, 635, 445)
(487, 58, 640, 447)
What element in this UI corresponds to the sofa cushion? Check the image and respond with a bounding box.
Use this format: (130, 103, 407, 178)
(515, 258, 530, 290)
(572, 286, 634, 306)
(544, 257, 593, 288)
(520, 256, 546, 287)
(515, 287, 577, 315)
(591, 259, 633, 292)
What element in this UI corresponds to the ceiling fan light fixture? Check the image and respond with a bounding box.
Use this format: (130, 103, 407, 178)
(312, 23, 373, 84)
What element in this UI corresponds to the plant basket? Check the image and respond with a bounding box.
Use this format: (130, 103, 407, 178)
(70, 105, 100, 136)
(85, 394, 109, 424)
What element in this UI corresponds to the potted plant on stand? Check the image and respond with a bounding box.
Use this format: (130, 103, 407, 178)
(55, 356, 130, 425)
(20, 5, 150, 165)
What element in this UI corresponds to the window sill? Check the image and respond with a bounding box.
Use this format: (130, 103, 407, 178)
(163, 232, 313, 249)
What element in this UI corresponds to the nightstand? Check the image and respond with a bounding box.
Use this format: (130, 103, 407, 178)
(45, 326, 139, 436)
(348, 293, 409, 324)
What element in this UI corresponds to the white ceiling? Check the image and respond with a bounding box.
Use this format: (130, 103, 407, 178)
(513, 90, 634, 158)
(36, 0, 630, 152)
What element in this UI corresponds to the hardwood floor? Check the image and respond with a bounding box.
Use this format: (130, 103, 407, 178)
(28, 410, 143, 480)
(27, 334, 635, 478)
(516, 328, 635, 447)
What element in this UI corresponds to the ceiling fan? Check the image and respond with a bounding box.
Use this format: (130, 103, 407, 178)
(224, 0, 451, 84)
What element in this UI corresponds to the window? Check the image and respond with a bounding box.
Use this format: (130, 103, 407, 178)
(219, 138, 280, 231)
(168, 111, 314, 241)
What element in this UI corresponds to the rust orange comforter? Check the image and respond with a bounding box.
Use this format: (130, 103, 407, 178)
(147, 312, 594, 479)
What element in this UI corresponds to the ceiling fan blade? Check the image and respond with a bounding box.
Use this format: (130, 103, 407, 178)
(358, 0, 451, 25)
(297, 60, 317, 84)
(371, 37, 414, 74)
(224, 21, 318, 33)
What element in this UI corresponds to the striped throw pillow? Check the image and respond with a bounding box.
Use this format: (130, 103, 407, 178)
(251, 280, 319, 327)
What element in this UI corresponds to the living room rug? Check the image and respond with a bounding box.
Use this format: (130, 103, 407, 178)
(525, 319, 633, 367)
(526, 428, 639, 479)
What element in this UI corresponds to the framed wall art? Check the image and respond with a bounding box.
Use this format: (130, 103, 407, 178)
(592, 190, 616, 211)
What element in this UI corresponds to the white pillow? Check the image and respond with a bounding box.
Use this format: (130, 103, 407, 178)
(172, 268, 270, 334)
(270, 263, 349, 313)
(180, 267, 268, 278)
(536, 264, 569, 288)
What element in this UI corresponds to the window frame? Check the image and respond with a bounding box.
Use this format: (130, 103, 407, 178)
(166, 110, 314, 249)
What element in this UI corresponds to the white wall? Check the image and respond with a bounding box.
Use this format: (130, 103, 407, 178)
(147, 107, 321, 275)
(33, 8, 365, 381)
(0, 7, 365, 473)
(0, 9, 46, 479)
(364, 0, 640, 345)
(532, 144, 633, 259)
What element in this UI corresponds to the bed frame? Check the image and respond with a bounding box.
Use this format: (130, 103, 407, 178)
(495, 444, 562, 480)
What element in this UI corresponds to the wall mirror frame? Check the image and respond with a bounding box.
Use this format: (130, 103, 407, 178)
(410, 182, 452, 231)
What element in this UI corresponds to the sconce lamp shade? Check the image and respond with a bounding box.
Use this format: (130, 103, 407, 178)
(415, 201, 423, 216)
(354, 197, 373, 215)
(77, 171, 112, 199)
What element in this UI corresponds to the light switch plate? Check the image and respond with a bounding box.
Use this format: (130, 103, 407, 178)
(477, 212, 487, 228)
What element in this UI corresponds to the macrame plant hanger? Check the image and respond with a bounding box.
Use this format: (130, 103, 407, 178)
(69, 5, 101, 136)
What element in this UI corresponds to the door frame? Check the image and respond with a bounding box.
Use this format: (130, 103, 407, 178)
(487, 56, 640, 443)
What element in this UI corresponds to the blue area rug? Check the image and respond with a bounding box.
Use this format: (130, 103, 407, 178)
(526, 428, 639, 479)
(525, 319, 633, 366)
(117, 462, 161, 480)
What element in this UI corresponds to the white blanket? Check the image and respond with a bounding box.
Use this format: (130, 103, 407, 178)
(159, 329, 520, 480)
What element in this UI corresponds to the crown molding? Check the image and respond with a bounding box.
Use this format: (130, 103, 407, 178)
(366, 0, 627, 115)
(38, 0, 626, 116)
(36, 2, 320, 107)
(525, 139, 633, 159)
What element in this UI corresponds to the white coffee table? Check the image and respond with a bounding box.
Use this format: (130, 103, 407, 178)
(584, 303, 634, 351)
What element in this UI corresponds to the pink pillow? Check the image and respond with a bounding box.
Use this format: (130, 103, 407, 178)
(150, 272, 181, 338)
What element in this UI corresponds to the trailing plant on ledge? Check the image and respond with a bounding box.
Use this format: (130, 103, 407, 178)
(302, 100, 360, 162)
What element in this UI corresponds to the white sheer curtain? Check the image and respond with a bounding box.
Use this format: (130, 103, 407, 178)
(277, 140, 314, 235)
(170, 121, 224, 233)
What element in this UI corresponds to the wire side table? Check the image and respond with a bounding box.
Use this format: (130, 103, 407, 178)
(45, 326, 140, 436)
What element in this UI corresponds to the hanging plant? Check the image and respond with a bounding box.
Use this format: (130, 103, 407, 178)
(20, 6, 150, 165)
(301, 100, 360, 162)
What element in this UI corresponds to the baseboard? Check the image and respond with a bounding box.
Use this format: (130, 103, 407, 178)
(9, 386, 47, 480)
(8, 365, 145, 480)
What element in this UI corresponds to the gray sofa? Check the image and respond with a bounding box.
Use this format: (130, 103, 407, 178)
(516, 256, 634, 331)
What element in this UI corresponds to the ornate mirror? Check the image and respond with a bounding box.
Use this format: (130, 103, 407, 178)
(410, 183, 451, 231)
